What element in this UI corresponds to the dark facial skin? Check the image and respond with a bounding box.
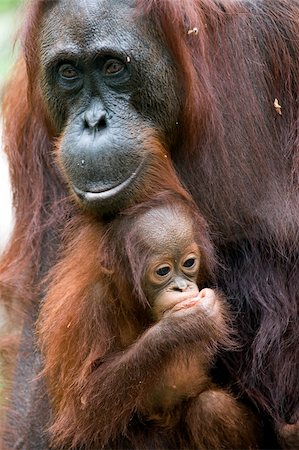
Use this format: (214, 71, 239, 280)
(39, 0, 181, 214)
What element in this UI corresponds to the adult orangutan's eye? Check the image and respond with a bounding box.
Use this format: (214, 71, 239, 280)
(58, 64, 80, 80)
(103, 59, 125, 76)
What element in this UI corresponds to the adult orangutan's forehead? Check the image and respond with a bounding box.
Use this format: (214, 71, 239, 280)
(51, 0, 134, 23)
(41, 0, 137, 52)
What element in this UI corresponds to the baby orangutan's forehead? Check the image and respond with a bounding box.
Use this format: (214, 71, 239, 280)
(136, 205, 196, 253)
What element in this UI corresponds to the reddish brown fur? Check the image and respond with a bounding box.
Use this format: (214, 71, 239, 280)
(37, 192, 259, 449)
(137, 0, 299, 435)
(1, 0, 299, 448)
(39, 134, 205, 448)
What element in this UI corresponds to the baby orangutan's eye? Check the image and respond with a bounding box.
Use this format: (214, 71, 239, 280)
(183, 258, 195, 268)
(156, 266, 171, 277)
(181, 254, 200, 275)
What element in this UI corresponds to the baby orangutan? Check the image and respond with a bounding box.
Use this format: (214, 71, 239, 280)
(39, 195, 261, 449)
(133, 203, 260, 448)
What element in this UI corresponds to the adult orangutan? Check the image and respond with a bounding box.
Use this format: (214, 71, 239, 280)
(0, 0, 298, 448)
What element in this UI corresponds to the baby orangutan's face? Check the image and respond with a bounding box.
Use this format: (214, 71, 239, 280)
(143, 240, 202, 320)
(137, 204, 211, 320)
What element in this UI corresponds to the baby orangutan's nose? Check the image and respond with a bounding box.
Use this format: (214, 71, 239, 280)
(173, 277, 189, 291)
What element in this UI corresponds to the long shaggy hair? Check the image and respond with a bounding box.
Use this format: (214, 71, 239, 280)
(37, 190, 217, 447)
(1, 0, 299, 447)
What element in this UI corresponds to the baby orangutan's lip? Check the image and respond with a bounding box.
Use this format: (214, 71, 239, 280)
(170, 297, 200, 312)
(161, 296, 201, 316)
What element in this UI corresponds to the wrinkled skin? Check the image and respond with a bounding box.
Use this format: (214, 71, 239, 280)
(40, 0, 181, 214)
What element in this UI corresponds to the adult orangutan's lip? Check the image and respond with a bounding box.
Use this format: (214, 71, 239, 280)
(72, 161, 143, 203)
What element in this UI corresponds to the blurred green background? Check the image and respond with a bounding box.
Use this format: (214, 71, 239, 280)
(0, 0, 20, 397)
(0, 0, 20, 256)
(0, 0, 21, 89)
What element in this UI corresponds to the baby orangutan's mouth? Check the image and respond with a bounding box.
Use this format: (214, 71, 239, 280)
(162, 295, 201, 317)
(170, 297, 200, 311)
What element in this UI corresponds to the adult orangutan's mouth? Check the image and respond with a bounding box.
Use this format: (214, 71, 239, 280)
(72, 160, 144, 204)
